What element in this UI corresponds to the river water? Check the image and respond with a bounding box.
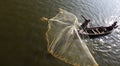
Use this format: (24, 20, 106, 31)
(0, 0, 120, 66)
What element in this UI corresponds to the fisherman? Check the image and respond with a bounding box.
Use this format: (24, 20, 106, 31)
(79, 15, 91, 30)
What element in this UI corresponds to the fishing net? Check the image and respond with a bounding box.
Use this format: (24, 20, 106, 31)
(46, 8, 98, 66)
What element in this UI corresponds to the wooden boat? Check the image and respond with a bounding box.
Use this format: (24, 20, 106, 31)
(78, 15, 118, 38)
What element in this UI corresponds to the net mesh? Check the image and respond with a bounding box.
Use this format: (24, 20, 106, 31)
(46, 8, 98, 66)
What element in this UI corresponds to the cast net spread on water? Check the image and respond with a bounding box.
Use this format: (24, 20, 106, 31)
(46, 9, 98, 66)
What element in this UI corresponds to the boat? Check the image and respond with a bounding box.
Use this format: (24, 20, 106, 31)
(78, 15, 118, 38)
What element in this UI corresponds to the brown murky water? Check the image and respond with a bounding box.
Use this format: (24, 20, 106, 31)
(0, 0, 120, 66)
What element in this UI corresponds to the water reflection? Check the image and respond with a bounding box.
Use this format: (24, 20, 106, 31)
(64, 0, 120, 65)
(1, 0, 120, 66)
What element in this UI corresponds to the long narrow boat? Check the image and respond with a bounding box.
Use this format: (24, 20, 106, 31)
(78, 16, 118, 38)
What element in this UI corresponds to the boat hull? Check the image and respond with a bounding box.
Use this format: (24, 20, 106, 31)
(78, 27, 113, 38)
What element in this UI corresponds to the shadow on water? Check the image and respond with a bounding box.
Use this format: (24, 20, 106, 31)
(0, 0, 71, 66)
